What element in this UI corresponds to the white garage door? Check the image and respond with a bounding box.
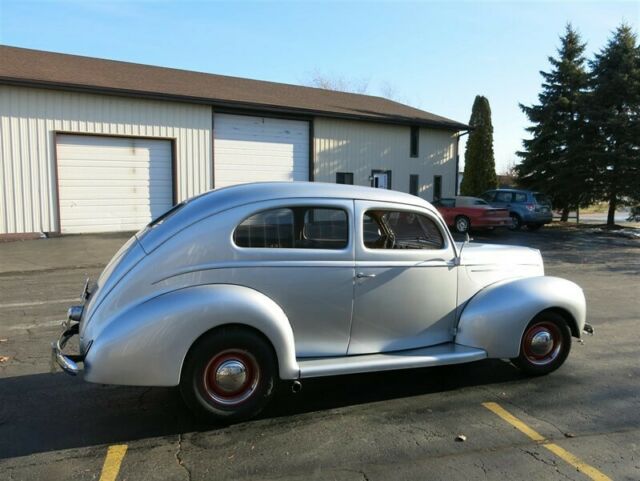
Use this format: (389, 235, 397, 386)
(56, 135, 173, 233)
(214, 113, 309, 188)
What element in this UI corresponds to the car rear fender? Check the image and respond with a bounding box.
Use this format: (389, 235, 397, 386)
(83, 284, 299, 386)
(455, 276, 586, 358)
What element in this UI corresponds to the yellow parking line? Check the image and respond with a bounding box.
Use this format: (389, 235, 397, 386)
(99, 444, 128, 481)
(483, 402, 612, 481)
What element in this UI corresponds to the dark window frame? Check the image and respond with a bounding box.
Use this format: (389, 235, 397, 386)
(409, 174, 419, 196)
(410, 126, 419, 158)
(336, 172, 354, 185)
(433, 175, 442, 201)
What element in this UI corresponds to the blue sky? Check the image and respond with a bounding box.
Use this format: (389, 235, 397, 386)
(1, 0, 638, 172)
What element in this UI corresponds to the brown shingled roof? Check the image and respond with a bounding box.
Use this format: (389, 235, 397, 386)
(0, 45, 467, 130)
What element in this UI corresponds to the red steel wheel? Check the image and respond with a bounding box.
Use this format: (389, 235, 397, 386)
(203, 349, 260, 406)
(512, 312, 572, 376)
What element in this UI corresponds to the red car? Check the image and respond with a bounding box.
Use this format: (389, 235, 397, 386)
(433, 196, 511, 233)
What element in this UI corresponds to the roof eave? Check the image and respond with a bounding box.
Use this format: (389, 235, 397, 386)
(0, 76, 469, 132)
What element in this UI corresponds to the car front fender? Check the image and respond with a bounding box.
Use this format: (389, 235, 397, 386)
(455, 276, 586, 359)
(83, 284, 299, 386)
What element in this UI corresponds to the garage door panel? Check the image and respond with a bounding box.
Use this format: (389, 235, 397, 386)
(56, 135, 173, 233)
(214, 113, 309, 189)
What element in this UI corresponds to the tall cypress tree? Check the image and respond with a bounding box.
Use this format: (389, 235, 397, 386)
(587, 24, 640, 226)
(517, 24, 590, 220)
(460, 95, 497, 196)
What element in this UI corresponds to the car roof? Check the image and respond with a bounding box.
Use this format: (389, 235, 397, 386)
(138, 182, 438, 252)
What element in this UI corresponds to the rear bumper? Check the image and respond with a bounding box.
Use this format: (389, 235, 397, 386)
(51, 321, 84, 375)
(522, 212, 553, 224)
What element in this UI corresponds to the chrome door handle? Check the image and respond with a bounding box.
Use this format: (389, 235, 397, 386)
(356, 272, 376, 279)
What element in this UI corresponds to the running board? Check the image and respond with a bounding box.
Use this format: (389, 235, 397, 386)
(297, 343, 487, 379)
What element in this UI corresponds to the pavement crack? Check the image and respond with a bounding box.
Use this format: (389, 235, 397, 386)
(519, 447, 578, 481)
(175, 433, 192, 481)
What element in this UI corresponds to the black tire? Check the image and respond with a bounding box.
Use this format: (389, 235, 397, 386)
(455, 215, 471, 234)
(512, 312, 572, 376)
(526, 223, 543, 231)
(509, 213, 522, 231)
(180, 327, 277, 423)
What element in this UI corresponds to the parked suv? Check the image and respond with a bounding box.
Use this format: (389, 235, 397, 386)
(481, 189, 552, 231)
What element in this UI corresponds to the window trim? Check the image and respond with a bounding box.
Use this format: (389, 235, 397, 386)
(232, 204, 351, 251)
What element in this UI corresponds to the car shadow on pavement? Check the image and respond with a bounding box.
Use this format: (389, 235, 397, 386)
(0, 359, 523, 459)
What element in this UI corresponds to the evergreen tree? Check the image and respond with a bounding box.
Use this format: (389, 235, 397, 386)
(516, 24, 591, 220)
(460, 96, 497, 196)
(587, 24, 640, 226)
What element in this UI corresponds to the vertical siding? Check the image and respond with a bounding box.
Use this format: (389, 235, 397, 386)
(0, 85, 211, 234)
(314, 118, 457, 201)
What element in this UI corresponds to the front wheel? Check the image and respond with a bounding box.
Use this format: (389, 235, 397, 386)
(180, 327, 277, 423)
(512, 312, 572, 376)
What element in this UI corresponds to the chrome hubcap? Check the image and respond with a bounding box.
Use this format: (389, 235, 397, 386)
(203, 350, 260, 406)
(530, 331, 553, 356)
(522, 321, 562, 366)
(457, 219, 468, 231)
(215, 360, 248, 393)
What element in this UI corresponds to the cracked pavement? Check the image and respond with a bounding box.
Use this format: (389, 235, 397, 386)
(0, 228, 638, 480)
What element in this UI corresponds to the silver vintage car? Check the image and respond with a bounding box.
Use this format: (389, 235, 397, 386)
(53, 182, 592, 422)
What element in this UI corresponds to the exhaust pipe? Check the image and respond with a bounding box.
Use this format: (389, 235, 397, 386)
(291, 380, 302, 393)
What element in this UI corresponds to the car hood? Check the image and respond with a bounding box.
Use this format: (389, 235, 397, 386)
(457, 242, 543, 267)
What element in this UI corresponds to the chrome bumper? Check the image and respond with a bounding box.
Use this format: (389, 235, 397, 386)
(51, 321, 84, 375)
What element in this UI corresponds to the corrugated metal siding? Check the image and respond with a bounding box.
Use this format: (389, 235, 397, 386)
(314, 118, 457, 201)
(0, 85, 211, 234)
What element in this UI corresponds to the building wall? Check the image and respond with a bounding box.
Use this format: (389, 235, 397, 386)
(314, 118, 458, 201)
(0, 85, 212, 234)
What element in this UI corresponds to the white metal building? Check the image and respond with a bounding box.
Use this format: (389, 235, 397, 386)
(0, 46, 467, 237)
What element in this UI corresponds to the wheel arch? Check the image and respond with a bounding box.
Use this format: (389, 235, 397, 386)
(83, 284, 300, 386)
(455, 276, 586, 358)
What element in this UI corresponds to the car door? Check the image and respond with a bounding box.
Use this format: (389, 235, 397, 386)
(348, 200, 458, 355)
(227, 198, 355, 357)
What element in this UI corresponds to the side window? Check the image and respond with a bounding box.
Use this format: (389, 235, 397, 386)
(234, 207, 348, 249)
(514, 192, 527, 203)
(302, 208, 348, 249)
(496, 192, 513, 203)
(234, 208, 294, 248)
(364, 210, 444, 250)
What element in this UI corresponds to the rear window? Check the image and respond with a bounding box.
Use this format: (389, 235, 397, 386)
(234, 207, 348, 249)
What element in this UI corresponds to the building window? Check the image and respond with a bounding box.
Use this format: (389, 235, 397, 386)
(336, 172, 354, 185)
(433, 175, 442, 201)
(234, 207, 348, 249)
(410, 126, 419, 158)
(409, 174, 419, 196)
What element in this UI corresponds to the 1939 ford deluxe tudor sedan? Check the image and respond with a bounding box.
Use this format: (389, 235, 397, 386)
(53, 182, 592, 422)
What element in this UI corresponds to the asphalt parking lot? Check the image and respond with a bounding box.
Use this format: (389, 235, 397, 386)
(1, 226, 638, 480)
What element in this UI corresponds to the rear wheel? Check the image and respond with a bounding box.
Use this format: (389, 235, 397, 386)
(180, 327, 277, 423)
(512, 312, 571, 376)
(509, 213, 522, 231)
(455, 216, 471, 234)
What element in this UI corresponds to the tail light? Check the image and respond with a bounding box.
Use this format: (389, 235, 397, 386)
(526, 204, 535, 212)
